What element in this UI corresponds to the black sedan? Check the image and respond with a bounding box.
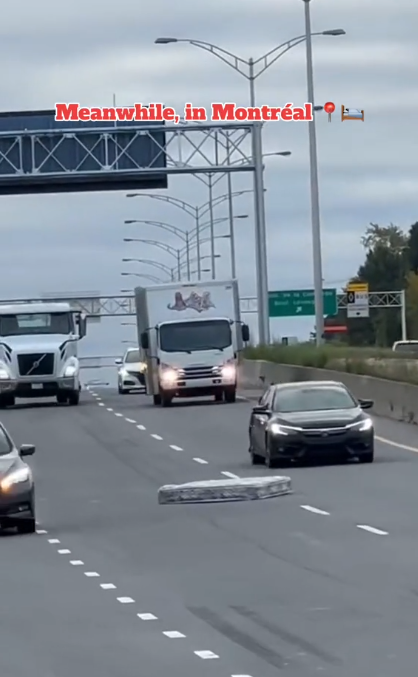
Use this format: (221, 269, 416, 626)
(0, 422, 36, 533)
(248, 380, 374, 467)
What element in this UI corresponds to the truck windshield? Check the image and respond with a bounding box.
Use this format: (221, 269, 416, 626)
(0, 312, 73, 336)
(159, 320, 232, 352)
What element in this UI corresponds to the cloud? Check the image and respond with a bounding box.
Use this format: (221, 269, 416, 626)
(0, 0, 416, 345)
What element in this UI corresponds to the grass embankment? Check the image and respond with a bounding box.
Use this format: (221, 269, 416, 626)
(243, 344, 418, 385)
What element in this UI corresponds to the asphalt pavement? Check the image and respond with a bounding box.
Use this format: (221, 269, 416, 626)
(2, 386, 418, 676)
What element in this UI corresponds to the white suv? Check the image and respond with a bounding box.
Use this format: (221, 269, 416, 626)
(116, 348, 146, 394)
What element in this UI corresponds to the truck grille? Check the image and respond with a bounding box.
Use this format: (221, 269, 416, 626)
(17, 353, 54, 376)
(182, 366, 215, 380)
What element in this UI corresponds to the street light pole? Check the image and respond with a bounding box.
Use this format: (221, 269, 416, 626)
(226, 137, 236, 278)
(208, 174, 216, 279)
(304, 0, 324, 345)
(195, 207, 201, 280)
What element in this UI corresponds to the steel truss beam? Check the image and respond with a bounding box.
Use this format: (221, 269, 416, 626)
(0, 122, 253, 178)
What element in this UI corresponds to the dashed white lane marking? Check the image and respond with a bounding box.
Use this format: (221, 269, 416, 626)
(163, 631, 186, 638)
(100, 583, 117, 589)
(194, 650, 219, 659)
(151, 434, 163, 440)
(117, 596, 135, 603)
(170, 444, 183, 451)
(84, 571, 100, 577)
(357, 524, 388, 536)
(137, 424, 146, 430)
(221, 471, 240, 479)
(138, 613, 158, 620)
(300, 505, 330, 516)
(107, 407, 113, 412)
(58, 549, 71, 554)
(36, 529, 47, 534)
(98, 402, 105, 406)
(125, 418, 136, 423)
(193, 457, 208, 464)
(48, 538, 60, 543)
(115, 413, 123, 417)
(70, 560, 84, 566)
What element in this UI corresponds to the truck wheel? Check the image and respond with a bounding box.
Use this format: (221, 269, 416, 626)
(68, 390, 80, 406)
(153, 394, 161, 405)
(161, 391, 172, 407)
(0, 395, 14, 408)
(214, 392, 223, 402)
(57, 393, 67, 404)
(224, 387, 236, 403)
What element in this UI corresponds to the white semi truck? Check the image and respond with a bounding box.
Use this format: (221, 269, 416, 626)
(135, 279, 249, 406)
(0, 302, 86, 408)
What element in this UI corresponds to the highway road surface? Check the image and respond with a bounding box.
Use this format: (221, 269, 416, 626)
(2, 387, 418, 676)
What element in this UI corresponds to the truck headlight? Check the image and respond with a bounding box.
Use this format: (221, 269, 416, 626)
(160, 365, 178, 385)
(0, 367, 10, 380)
(64, 364, 77, 377)
(221, 364, 236, 379)
(0, 467, 31, 491)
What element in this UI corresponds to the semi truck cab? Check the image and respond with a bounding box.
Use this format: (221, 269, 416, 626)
(0, 302, 86, 408)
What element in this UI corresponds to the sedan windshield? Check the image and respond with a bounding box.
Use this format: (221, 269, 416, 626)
(125, 349, 140, 363)
(0, 427, 12, 456)
(274, 386, 357, 412)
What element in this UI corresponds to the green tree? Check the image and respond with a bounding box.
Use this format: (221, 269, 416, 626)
(407, 222, 418, 273)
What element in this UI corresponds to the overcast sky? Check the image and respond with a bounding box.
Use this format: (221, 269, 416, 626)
(1, 0, 416, 353)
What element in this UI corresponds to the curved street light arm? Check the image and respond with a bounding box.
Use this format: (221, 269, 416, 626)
(126, 219, 187, 241)
(124, 259, 174, 275)
(171, 38, 250, 76)
(128, 193, 196, 218)
(133, 273, 165, 283)
(254, 37, 310, 78)
(126, 239, 179, 258)
(198, 189, 252, 218)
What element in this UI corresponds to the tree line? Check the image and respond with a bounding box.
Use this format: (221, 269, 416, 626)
(325, 222, 418, 346)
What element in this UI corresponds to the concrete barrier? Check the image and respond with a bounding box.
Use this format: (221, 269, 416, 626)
(158, 476, 292, 504)
(240, 359, 418, 425)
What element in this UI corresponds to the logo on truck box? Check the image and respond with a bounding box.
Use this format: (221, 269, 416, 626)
(167, 291, 215, 313)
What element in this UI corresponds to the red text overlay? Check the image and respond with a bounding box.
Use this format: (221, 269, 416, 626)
(55, 102, 313, 123)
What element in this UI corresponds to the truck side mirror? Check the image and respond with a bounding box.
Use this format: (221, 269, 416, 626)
(242, 324, 250, 342)
(140, 332, 149, 350)
(77, 314, 87, 338)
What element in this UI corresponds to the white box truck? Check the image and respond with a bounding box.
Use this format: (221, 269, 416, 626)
(135, 280, 249, 406)
(0, 302, 87, 408)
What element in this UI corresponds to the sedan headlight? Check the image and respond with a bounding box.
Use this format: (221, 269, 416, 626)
(269, 423, 302, 436)
(138, 362, 147, 373)
(119, 368, 128, 377)
(348, 418, 373, 432)
(0, 467, 31, 491)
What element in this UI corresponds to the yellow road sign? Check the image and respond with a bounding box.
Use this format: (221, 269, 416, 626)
(346, 283, 368, 293)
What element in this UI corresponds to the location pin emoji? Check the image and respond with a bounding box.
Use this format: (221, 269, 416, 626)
(324, 101, 335, 122)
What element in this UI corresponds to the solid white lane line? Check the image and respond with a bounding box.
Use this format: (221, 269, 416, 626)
(137, 613, 158, 620)
(221, 471, 240, 479)
(107, 407, 113, 411)
(193, 458, 208, 464)
(70, 560, 84, 566)
(151, 434, 163, 440)
(84, 571, 100, 577)
(125, 418, 136, 423)
(194, 650, 219, 659)
(170, 445, 183, 451)
(117, 597, 135, 603)
(376, 435, 418, 453)
(115, 413, 123, 417)
(36, 529, 47, 534)
(357, 524, 388, 536)
(48, 538, 60, 543)
(162, 631, 186, 638)
(300, 505, 330, 516)
(100, 583, 116, 590)
(137, 424, 146, 430)
(58, 549, 71, 554)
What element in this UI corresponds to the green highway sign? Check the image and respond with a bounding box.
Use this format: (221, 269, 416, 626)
(268, 288, 337, 318)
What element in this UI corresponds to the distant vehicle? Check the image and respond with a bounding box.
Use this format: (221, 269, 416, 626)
(0, 422, 36, 533)
(116, 348, 146, 394)
(248, 380, 374, 467)
(135, 280, 249, 407)
(392, 340, 418, 354)
(0, 302, 86, 408)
